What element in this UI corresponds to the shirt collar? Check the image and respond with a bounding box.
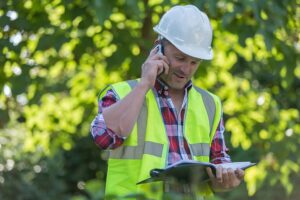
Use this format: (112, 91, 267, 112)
(154, 78, 193, 97)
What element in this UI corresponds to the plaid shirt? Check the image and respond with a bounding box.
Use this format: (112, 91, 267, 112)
(91, 79, 231, 165)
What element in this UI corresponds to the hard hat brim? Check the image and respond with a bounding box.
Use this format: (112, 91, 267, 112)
(153, 26, 213, 60)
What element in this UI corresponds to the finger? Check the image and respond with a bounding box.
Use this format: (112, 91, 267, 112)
(162, 60, 169, 75)
(157, 65, 164, 75)
(160, 55, 170, 65)
(149, 46, 159, 56)
(216, 166, 223, 183)
(152, 53, 166, 61)
(222, 168, 229, 183)
(154, 55, 170, 74)
(206, 167, 215, 179)
(156, 60, 169, 75)
(227, 168, 235, 181)
(235, 169, 245, 180)
(228, 168, 239, 188)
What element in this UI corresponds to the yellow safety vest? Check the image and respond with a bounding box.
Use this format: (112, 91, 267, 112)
(99, 79, 222, 199)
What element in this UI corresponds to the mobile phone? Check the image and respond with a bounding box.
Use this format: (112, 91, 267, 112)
(156, 43, 165, 76)
(156, 43, 164, 55)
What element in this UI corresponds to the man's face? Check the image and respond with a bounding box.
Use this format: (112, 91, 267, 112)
(160, 43, 202, 91)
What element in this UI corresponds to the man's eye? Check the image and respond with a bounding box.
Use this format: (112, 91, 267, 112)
(176, 57, 184, 61)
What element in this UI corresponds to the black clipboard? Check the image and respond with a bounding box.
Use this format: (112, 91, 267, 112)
(137, 160, 256, 185)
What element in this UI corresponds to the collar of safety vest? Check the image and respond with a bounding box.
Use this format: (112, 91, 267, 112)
(154, 78, 193, 97)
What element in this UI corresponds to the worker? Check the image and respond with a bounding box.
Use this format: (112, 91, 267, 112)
(91, 4, 244, 199)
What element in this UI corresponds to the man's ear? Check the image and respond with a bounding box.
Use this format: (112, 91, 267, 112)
(154, 39, 160, 45)
(152, 39, 160, 49)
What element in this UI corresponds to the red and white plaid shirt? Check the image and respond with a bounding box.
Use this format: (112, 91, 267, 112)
(91, 79, 231, 165)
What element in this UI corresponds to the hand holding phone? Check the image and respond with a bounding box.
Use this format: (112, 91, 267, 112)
(140, 42, 169, 88)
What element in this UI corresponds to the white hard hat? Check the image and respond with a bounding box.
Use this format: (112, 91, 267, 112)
(153, 5, 213, 60)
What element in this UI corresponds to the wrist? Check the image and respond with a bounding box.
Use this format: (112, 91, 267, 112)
(138, 79, 153, 92)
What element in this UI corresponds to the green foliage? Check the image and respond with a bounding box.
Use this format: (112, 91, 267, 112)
(0, 0, 299, 199)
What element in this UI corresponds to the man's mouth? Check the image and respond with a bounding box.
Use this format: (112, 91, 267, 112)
(174, 72, 185, 79)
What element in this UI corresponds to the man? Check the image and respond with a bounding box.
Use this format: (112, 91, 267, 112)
(91, 4, 244, 199)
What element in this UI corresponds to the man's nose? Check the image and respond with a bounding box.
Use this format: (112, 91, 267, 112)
(180, 61, 192, 74)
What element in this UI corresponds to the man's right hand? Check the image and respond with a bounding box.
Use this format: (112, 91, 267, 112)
(140, 46, 170, 89)
(102, 46, 170, 137)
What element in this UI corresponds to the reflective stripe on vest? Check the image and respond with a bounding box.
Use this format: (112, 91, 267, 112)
(193, 86, 216, 134)
(108, 80, 216, 159)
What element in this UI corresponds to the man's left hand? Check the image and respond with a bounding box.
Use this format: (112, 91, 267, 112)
(206, 166, 245, 192)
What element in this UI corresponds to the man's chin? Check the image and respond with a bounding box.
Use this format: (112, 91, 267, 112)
(161, 77, 187, 90)
(168, 83, 186, 91)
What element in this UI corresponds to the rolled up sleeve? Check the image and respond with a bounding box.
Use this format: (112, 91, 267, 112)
(210, 116, 232, 164)
(90, 89, 125, 149)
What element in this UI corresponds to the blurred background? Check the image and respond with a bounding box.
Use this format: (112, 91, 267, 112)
(0, 0, 299, 199)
